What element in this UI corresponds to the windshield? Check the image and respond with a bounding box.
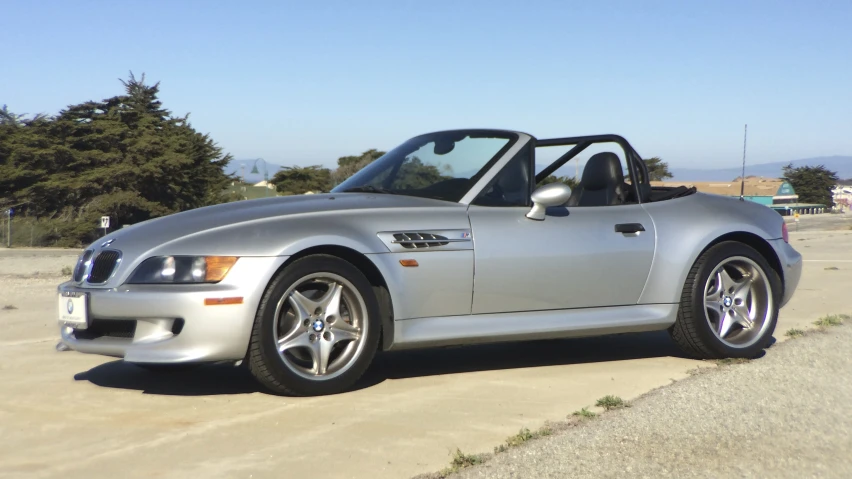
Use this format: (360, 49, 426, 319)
(331, 130, 518, 202)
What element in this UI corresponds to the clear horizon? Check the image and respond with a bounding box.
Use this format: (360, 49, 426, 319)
(3, 0, 850, 170)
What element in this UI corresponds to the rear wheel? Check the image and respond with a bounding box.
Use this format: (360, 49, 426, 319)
(248, 255, 380, 396)
(670, 241, 780, 359)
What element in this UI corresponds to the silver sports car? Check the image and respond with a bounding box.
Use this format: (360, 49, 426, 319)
(58, 129, 802, 396)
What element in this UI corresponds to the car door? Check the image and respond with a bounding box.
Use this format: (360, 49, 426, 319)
(467, 202, 656, 314)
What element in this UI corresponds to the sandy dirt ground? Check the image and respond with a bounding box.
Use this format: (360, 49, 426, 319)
(0, 229, 850, 479)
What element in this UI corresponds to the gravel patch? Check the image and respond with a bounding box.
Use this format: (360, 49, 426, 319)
(444, 325, 852, 479)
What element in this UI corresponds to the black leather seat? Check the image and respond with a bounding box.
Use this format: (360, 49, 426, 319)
(474, 152, 531, 206)
(495, 154, 530, 205)
(565, 152, 626, 207)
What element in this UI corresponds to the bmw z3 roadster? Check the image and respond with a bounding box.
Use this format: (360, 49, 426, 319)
(58, 129, 802, 396)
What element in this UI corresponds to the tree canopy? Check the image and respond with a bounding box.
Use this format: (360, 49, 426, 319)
(538, 175, 579, 189)
(330, 149, 385, 187)
(782, 163, 839, 207)
(0, 73, 233, 245)
(272, 150, 455, 194)
(642, 157, 672, 181)
(272, 165, 331, 195)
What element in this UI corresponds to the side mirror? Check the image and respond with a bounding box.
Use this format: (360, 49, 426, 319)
(526, 183, 572, 221)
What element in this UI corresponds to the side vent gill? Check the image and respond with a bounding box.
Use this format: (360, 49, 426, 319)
(392, 232, 450, 249)
(377, 229, 472, 252)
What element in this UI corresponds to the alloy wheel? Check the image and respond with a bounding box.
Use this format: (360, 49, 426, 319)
(272, 272, 368, 380)
(703, 256, 773, 348)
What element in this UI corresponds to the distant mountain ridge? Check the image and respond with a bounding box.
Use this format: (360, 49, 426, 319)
(670, 156, 852, 182)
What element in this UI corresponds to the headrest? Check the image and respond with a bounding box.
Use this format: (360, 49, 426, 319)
(581, 152, 624, 190)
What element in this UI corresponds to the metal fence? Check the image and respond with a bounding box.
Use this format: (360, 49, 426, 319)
(2, 214, 72, 248)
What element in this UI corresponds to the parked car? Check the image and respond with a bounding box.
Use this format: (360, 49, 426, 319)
(58, 129, 802, 396)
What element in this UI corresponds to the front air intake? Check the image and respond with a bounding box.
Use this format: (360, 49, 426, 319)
(392, 233, 450, 249)
(87, 250, 121, 284)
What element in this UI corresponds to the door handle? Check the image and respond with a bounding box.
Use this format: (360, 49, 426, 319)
(615, 223, 645, 234)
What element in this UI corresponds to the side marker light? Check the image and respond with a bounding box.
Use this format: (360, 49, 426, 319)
(204, 297, 244, 306)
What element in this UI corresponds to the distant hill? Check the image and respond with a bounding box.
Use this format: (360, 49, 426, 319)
(225, 159, 285, 183)
(671, 156, 852, 182)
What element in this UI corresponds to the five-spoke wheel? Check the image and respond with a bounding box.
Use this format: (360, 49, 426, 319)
(274, 273, 367, 380)
(702, 256, 773, 348)
(248, 255, 380, 396)
(670, 241, 780, 359)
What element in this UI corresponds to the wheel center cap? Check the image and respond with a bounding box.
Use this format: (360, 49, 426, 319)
(311, 319, 325, 332)
(723, 296, 733, 308)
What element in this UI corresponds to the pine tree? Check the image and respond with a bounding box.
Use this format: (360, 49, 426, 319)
(0, 73, 234, 245)
(782, 163, 839, 207)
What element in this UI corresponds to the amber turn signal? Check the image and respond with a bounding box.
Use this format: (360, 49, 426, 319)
(399, 259, 419, 267)
(205, 256, 239, 282)
(204, 297, 244, 306)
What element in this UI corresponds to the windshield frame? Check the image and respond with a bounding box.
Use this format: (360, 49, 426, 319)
(331, 129, 522, 203)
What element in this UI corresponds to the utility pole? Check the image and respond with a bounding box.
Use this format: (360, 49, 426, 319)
(6, 208, 12, 248)
(739, 124, 747, 201)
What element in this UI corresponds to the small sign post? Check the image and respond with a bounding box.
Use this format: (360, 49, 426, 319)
(794, 212, 799, 231)
(5, 208, 11, 248)
(100, 216, 110, 236)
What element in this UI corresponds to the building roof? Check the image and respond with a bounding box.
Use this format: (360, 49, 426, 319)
(652, 178, 794, 197)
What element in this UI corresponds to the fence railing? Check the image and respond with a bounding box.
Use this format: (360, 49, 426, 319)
(1, 215, 85, 248)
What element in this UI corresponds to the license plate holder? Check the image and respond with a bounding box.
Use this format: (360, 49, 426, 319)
(58, 291, 89, 330)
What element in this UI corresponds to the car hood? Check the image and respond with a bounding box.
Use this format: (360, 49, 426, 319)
(90, 193, 457, 255)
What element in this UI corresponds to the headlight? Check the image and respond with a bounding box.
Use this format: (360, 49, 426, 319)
(128, 256, 239, 284)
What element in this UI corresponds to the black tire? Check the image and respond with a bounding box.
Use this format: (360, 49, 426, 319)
(669, 241, 781, 359)
(247, 255, 381, 396)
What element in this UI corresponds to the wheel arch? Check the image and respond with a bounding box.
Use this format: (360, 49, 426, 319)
(698, 231, 784, 294)
(274, 245, 395, 351)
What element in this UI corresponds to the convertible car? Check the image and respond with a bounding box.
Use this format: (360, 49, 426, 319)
(58, 129, 802, 396)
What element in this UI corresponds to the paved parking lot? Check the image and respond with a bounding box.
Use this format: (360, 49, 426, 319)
(1, 230, 850, 479)
(783, 210, 852, 231)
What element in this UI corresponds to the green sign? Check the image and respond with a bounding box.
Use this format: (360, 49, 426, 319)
(777, 182, 796, 196)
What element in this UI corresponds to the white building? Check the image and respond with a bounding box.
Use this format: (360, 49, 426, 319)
(833, 185, 852, 211)
(253, 180, 277, 190)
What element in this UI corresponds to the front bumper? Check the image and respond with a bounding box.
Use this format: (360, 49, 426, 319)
(57, 256, 288, 364)
(769, 239, 802, 308)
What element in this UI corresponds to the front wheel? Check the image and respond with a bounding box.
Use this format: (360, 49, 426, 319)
(247, 255, 381, 396)
(670, 241, 781, 359)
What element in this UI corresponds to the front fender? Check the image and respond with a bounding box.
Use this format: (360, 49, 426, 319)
(639, 194, 785, 304)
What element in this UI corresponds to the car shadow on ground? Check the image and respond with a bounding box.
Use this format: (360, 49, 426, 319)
(362, 330, 692, 384)
(73, 330, 707, 397)
(74, 361, 263, 396)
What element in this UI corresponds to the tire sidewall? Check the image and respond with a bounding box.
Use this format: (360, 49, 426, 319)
(689, 241, 781, 357)
(251, 255, 381, 396)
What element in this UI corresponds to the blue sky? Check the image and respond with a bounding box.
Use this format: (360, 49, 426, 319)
(3, 0, 850, 170)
